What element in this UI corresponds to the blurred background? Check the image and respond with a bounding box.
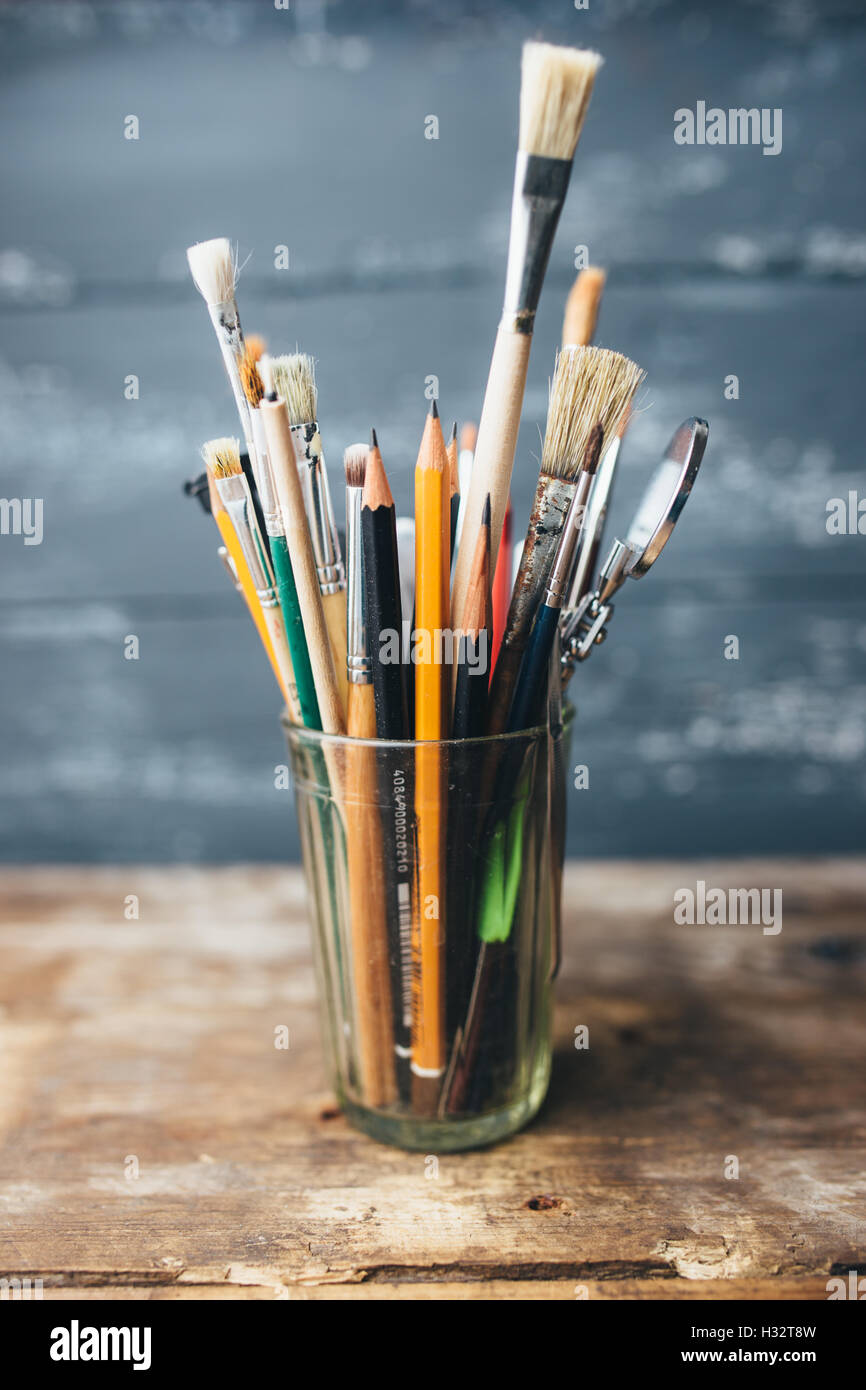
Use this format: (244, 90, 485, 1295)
(1, 0, 864, 863)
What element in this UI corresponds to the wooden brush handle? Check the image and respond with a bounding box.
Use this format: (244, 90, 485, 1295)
(322, 587, 349, 723)
(261, 603, 302, 726)
(451, 324, 532, 640)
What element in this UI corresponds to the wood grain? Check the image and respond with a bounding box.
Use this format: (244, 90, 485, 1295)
(0, 860, 863, 1300)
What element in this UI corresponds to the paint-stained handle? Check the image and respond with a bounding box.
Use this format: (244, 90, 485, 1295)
(451, 325, 532, 640)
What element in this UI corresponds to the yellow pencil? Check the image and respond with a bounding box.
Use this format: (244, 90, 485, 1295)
(413, 401, 449, 1099)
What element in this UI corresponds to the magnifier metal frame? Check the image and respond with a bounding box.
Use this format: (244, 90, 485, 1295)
(559, 416, 708, 673)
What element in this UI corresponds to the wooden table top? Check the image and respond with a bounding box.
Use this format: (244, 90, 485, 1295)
(1, 860, 863, 1301)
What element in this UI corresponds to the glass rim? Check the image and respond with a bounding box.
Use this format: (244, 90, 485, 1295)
(280, 702, 574, 752)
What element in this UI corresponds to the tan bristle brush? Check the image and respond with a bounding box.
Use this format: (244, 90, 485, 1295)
(202, 438, 300, 717)
(486, 346, 644, 733)
(270, 354, 349, 722)
(562, 265, 606, 348)
(450, 42, 602, 656)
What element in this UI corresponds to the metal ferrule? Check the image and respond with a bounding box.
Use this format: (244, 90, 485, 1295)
(248, 408, 283, 537)
(543, 470, 594, 610)
(504, 474, 576, 649)
(215, 476, 278, 607)
(502, 152, 573, 329)
(289, 423, 346, 595)
(345, 485, 370, 684)
(566, 434, 622, 609)
(208, 299, 251, 442)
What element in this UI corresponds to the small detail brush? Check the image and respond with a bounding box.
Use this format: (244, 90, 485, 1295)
(203, 438, 300, 719)
(271, 353, 349, 721)
(241, 350, 320, 729)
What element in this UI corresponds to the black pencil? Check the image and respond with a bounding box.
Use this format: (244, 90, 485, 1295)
(362, 430, 409, 740)
(362, 431, 413, 1098)
(447, 420, 460, 562)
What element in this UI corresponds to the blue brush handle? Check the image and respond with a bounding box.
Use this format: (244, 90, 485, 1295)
(507, 602, 560, 733)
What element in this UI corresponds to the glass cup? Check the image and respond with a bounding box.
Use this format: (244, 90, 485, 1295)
(282, 710, 572, 1151)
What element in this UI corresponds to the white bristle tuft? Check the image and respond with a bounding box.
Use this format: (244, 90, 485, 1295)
(519, 42, 602, 161)
(187, 238, 237, 307)
(343, 442, 369, 490)
(270, 353, 318, 425)
(201, 436, 242, 479)
(541, 346, 644, 480)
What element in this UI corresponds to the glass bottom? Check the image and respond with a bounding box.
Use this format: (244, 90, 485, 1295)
(337, 1047, 552, 1152)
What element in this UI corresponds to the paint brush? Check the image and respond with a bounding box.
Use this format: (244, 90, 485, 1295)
(450, 42, 602, 648)
(507, 422, 604, 734)
(486, 346, 644, 733)
(259, 393, 345, 735)
(562, 265, 606, 347)
(187, 238, 256, 459)
(202, 438, 300, 717)
(241, 350, 320, 729)
(270, 353, 349, 722)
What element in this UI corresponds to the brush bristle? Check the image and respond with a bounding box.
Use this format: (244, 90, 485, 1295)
(270, 353, 318, 425)
(541, 346, 644, 480)
(201, 437, 242, 479)
(519, 42, 602, 161)
(343, 442, 368, 490)
(240, 348, 264, 407)
(245, 334, 266, 362)
(186, 238, 237, 306)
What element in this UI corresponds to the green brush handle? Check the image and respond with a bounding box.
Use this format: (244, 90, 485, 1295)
(270, 534, 321, 730)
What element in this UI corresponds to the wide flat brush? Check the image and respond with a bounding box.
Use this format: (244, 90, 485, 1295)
(486, 346, 644, 733)
(450, 42, 602, 653)
(507, 422, 604, 734)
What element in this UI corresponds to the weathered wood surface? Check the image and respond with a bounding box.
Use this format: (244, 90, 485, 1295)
(0, 860, 864, 1301)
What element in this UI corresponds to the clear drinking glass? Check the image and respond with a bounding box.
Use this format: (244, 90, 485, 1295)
(282, 712, 572, 1151)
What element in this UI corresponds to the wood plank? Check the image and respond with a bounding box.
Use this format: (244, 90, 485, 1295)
(0, 862, 864, 1298)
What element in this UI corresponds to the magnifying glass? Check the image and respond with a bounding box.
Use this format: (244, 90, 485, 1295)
(560, 416, 708, 680)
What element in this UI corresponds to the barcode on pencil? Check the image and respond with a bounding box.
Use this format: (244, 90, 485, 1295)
(398, 881, 413, 1028)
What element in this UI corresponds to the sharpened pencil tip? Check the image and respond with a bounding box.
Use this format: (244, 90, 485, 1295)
(370, 426, 378, 448)
(429, 398, 439, 419)
(482, 494, 491, 528)
(449, 420, 457, 443)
